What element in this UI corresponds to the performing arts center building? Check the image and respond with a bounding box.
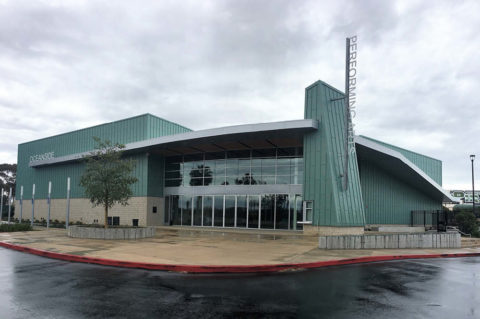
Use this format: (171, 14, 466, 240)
(15, 80, 455, 235)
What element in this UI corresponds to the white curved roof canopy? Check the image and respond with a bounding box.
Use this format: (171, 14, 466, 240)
(30, 119, 318, 167)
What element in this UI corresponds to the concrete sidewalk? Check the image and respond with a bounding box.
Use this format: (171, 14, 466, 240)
(1, 227, 479, 266)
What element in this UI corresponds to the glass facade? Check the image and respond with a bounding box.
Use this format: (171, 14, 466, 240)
(165, 194, 304, 230)
(164, 147, 304, 230)
(164, 147, 303, 187)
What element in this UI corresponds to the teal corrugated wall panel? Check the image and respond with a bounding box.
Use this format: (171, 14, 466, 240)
(359, 136, 442, 185)
(16, 114, 191, 200)
(17, 154, 148, 200)
(19, 114, 149, 159)
(303, 80, 365, 227)
(359, 160, 441, 225)
(147, 154, 164, 197)
(146, 114, 191, 139)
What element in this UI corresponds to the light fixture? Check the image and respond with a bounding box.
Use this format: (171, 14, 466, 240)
(471, 154, 476, 215)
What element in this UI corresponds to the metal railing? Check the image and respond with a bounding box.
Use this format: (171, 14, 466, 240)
(447, 226, 472, 237)
(411, 210, 449, 232)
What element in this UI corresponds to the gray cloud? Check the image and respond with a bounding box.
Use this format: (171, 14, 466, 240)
(0, 0, 479, 189)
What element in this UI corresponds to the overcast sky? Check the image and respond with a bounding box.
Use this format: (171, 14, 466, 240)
(0, 0, 479, 189)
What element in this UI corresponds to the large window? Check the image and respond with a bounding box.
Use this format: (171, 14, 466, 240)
(164, 148, 303, 187)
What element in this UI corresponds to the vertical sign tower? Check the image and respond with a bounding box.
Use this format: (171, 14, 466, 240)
(342, 36, 357, 191)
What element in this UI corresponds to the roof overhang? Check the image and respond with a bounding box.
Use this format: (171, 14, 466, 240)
(355, 136, 457, 203)
(30, 119, 318, 167)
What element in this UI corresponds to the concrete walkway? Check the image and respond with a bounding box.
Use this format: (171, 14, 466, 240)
(1, 227, 479, 266)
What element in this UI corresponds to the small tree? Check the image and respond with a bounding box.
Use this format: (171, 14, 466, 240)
(79, 137, 138, 228)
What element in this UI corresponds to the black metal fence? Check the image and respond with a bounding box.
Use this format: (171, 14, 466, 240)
(411, 210, 450, 232)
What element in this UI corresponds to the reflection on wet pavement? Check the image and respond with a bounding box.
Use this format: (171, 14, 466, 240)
(0, 248, 478, 319)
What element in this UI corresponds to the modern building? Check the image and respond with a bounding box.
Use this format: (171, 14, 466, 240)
(448, 190, 480, 204)
(14, 80, 455, 235)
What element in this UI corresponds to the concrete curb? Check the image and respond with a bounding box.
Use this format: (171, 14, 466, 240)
(1, 241, 479, 273)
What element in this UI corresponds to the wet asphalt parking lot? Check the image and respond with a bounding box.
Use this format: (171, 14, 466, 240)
(0, 248, 478, 319)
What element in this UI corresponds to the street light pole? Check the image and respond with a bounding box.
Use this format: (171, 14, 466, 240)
(471, 154, 476, 215)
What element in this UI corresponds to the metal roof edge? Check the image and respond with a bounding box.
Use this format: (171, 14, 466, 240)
(18, 114, 151, 146)
(19, 113, 191, 147)
(145, 113, 192, 132)
(358, 135, 442, 163)
(305, 80, 345, 96)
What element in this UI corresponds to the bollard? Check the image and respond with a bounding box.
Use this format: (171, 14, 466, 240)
(0, 188, 3, 221)
(66, 177, 70, 229)
(47, 181, 52, 229)
(31, 184, 35, 227)
(7, 187, 12, 223)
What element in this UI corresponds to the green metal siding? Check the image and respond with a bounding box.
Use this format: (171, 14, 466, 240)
(17, 153, 148, 200)
(147, 154, 165, 197)
(16, 114, 190, 200)
(146, 114, 191, 139)
(20, 115, 149, 158)
(359, 136, 442, 185)
(303, 80, 365, 227)
(359, 159, 441, 225)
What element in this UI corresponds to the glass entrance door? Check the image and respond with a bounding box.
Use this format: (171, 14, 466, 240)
(248, 195, 260, 228)
(182, 196, 192, 226)
(203, 196, 213, 226)
(261, 194, 275, 229)
(275, 194, 289, 229)
(224, 196, 235, 227)
(214, 195, 224, 227)
(193, 196, 202, 226)
(236, 195, 247, 228)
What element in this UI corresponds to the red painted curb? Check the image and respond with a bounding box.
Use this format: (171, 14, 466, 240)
(1, 241, 479, 273)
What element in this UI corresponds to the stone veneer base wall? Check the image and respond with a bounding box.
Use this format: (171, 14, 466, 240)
(303, 225, 365, 236)
(68, 225, 156, 240)
(14, 197, 164, 227)
(319, 232, 461, 249)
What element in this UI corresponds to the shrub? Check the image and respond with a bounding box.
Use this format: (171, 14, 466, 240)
(0, 223, 33, 232)
(455, 211, 480, 237)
